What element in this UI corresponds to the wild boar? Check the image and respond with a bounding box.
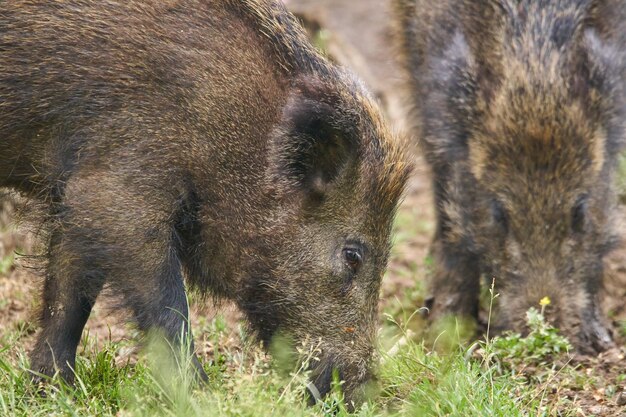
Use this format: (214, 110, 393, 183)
(393, 0, 625, 352)
(0, 0, 410, 405)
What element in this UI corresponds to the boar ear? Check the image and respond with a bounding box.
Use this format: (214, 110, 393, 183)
(578, 29, 623, 96)
(423, 31, 479, 158)
(578, 29, 625, 151)
(268, 81, 356, 199)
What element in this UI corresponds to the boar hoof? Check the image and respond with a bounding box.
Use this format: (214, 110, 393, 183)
(578, 320, 614, 355)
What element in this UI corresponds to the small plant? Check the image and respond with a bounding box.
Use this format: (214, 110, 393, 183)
(487, 298, 572, 369)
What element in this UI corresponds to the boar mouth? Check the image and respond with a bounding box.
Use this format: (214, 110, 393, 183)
(305, 357, 373, 410)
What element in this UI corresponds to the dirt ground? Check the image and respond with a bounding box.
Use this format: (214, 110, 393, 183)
(0, 0, 625, 415)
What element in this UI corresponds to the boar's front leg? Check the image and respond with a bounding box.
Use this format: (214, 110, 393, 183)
(101, 185, 208, 382)
(125, 241, 208, 382)
(30, 171, 207, 383)
(425, 171, 481, 322)
(29, 227, 105, 382)
(577, 297, 614, 354)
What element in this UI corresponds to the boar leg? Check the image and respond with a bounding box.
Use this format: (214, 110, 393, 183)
(93, 182, 208, 382)
(126, 259, 208, 382)
(29, 229, 105, 383)
(425, 176, 481, 321)
(29, 171, 207, 383)
(578, 299, 614, 354)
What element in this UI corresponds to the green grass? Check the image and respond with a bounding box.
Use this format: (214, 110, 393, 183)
(0, 307, 588, 417)
(380, 341, 541, 416)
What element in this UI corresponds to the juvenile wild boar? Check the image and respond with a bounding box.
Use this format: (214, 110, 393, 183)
(0, 0, 410, 404)
(394, 0, 625, 352)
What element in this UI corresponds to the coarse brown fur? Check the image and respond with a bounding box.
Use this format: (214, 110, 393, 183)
(393, 0, 625, 352)
(0, 0, 410, 405)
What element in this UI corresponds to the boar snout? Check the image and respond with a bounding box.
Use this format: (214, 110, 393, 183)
(306, 355, 375, 411)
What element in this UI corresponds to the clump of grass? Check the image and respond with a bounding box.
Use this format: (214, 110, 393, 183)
(0, 341, 140, 417)
(377, 292, 566, 417)
(378, 325, 545, 416)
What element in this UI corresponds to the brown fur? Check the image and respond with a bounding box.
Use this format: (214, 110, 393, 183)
(0, 0, 410, 405)
(393, 0, 625, 352)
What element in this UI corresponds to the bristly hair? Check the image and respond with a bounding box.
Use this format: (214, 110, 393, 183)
(495, 0, 595, 70)
(359, 100, 413, 232)
(225, 0, 335, 77)
(232, 0, 413, 223)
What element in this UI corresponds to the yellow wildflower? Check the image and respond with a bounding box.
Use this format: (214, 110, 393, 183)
(539, 296, 551, 307)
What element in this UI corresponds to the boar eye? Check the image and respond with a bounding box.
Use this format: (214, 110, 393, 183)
(342, 247, 363, 274)
(571, 195, 588, 233)
(491, 199, 509, 232)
